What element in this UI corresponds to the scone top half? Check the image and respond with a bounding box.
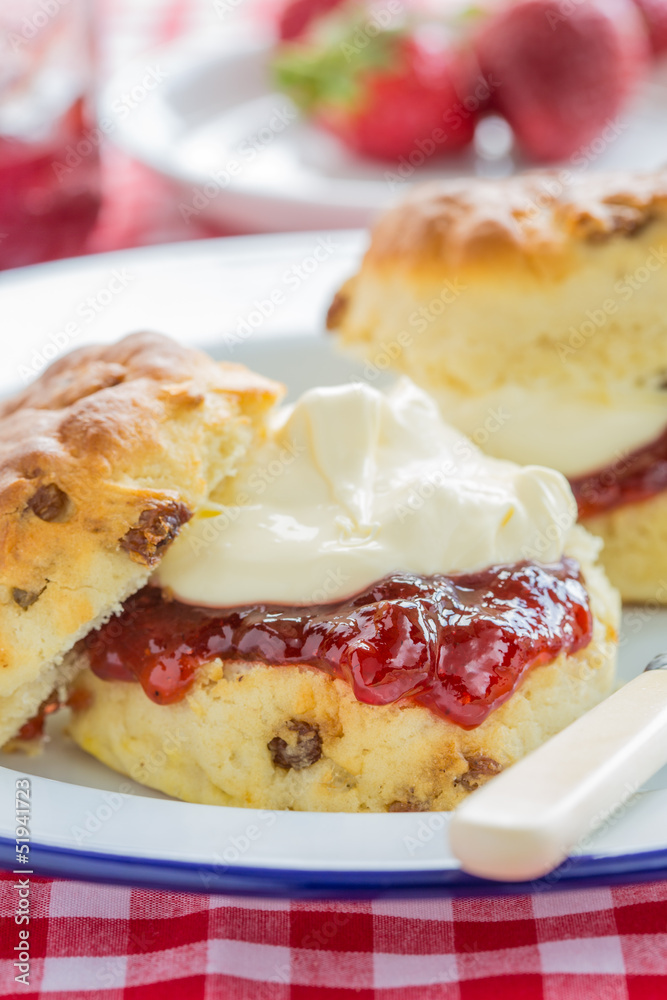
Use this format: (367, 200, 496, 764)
(0, 331, 281, 747)
(329, 170, 667, 396)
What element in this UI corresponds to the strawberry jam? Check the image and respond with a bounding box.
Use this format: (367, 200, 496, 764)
(86, 558, 592, 728)
(16, 695, 60, 741)
(570, 427, 667, 520)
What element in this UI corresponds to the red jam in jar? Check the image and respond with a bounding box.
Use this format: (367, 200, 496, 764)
(570, 427, 667, 520)
(86, 558, 592, 729)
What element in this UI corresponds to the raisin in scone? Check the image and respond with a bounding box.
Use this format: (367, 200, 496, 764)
(67, 380, 619, 812)
(0, 332, 281, 749)
(326, 171, 667, 602)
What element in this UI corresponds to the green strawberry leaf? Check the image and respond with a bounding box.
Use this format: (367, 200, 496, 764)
(456, 4, 489, 21)
(272, 17, 403, 114)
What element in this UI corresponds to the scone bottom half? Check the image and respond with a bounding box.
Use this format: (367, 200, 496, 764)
(66, 528, 619, 813)
(0, 331, 283, 750)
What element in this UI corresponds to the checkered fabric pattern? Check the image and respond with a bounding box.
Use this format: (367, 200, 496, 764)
(2, 1, 667, 997)
(1, 871, 667, 998)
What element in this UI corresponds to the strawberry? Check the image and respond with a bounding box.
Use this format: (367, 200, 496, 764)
(272, 5, 476, 161)
(473, 0, 650, 162)
(632, 0, 667, 55)
(278, 0, 345, 41)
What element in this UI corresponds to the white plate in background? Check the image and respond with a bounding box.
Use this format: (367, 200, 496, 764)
(98, 27, 667, 233)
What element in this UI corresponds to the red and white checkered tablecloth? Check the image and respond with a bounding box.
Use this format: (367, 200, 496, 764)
(2, 1, 667, 997)
(2, 870, 667, 999)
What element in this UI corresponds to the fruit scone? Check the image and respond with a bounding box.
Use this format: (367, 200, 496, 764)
(327, 170, 667, 602)
(0, 332, 281, 750)
(67, 377, 619, 813)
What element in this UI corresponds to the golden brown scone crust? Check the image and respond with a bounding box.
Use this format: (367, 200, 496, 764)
(358, 171, 667, 273)
(67, 528, 620, 813)
(0, 332, 282, 747)
(329, 170, 667, 393)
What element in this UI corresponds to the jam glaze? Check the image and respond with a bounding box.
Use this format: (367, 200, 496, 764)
(16, 695, 60, 741)
(570, 426, 667, 520)
(86, 558, 593, 729)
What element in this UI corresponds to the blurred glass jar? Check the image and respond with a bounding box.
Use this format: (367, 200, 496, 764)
(0, 0, 101, 270)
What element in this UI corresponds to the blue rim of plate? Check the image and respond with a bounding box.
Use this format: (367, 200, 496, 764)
(3, 836, 667, 898)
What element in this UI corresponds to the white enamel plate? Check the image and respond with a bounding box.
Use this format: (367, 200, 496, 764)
(1, 234, 667, 897)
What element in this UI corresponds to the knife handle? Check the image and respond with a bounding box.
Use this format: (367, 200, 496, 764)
(449, 668, 667, 881)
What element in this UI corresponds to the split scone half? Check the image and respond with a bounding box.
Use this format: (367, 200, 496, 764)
(327, 170, 667, 602)
(68, 379, 620, 812)
(0, 332, 281, 749)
